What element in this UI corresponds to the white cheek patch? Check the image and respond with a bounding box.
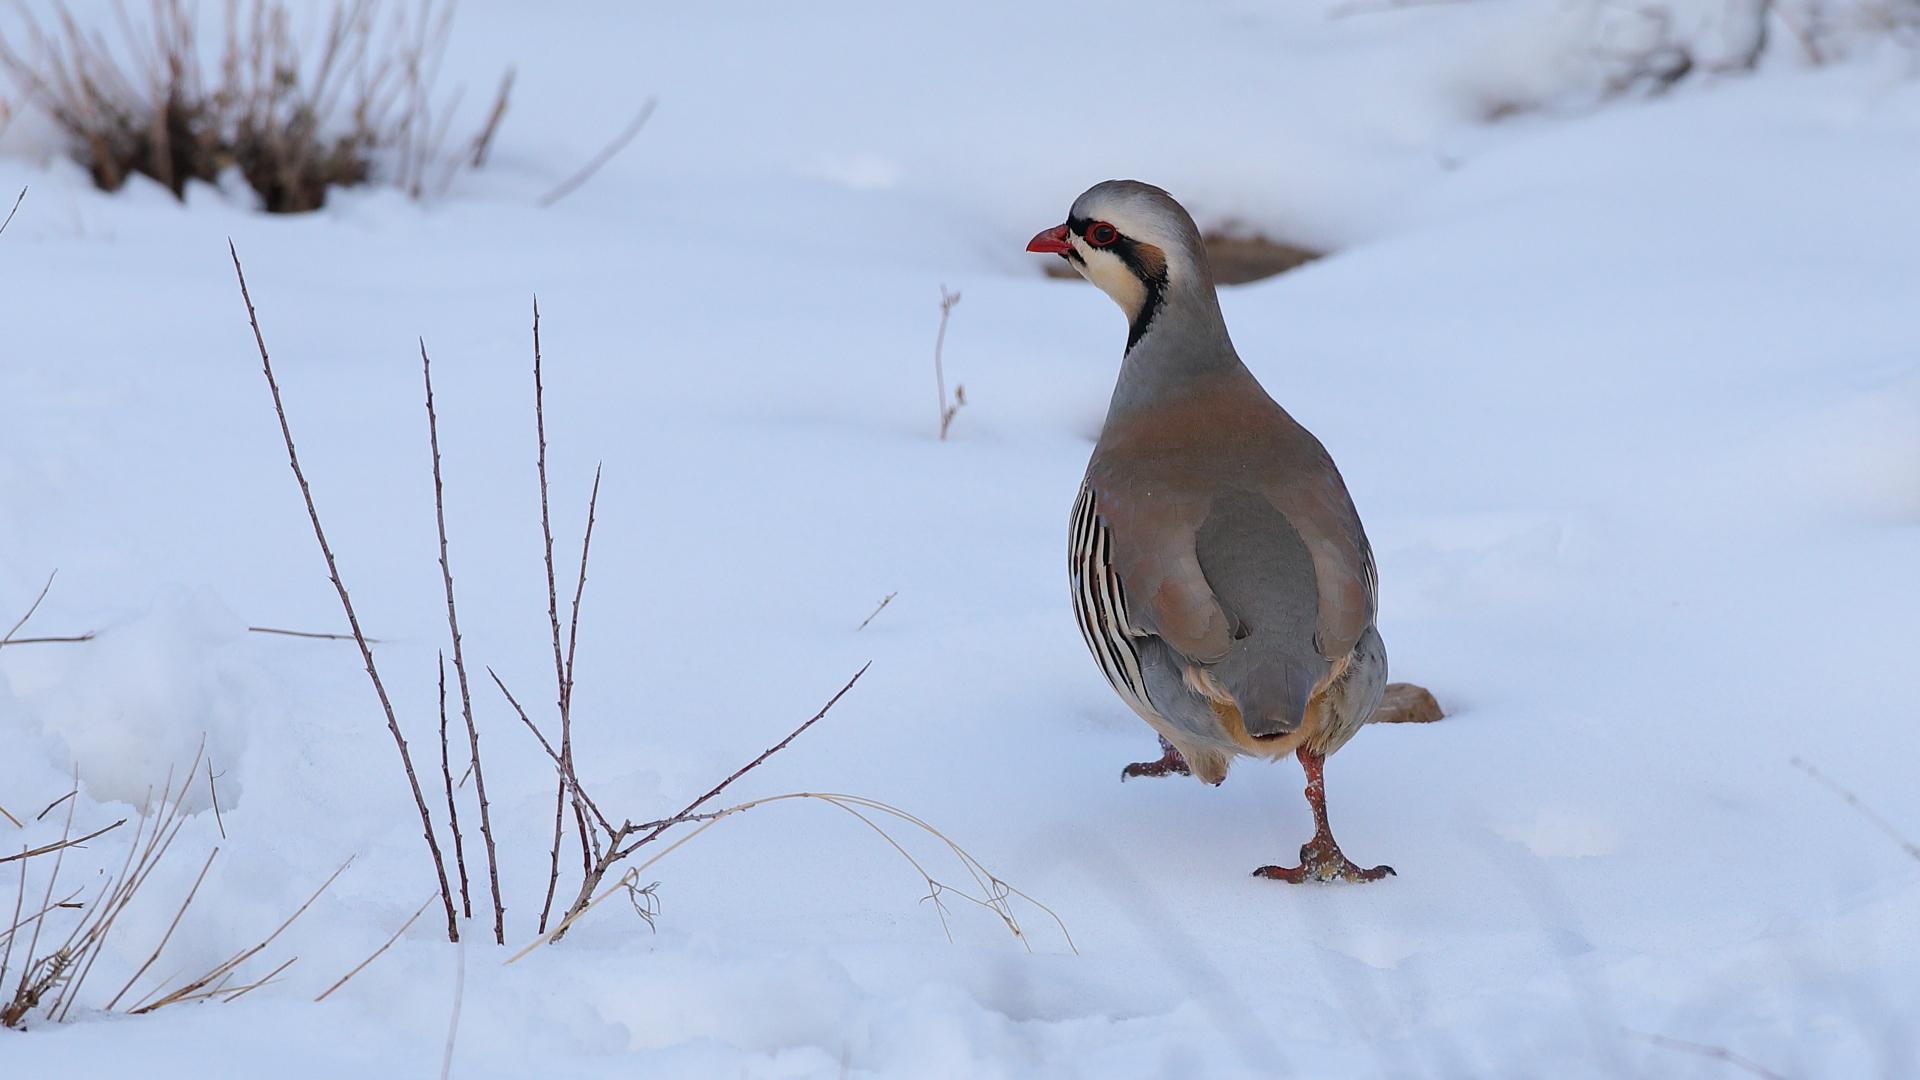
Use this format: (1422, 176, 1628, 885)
(1074, 243, 1146, 319)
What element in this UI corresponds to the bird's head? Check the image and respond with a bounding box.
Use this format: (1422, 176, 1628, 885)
(1028, 180, 1212, 348)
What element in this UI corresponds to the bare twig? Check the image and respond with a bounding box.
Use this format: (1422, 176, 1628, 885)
(0, 634, 95, 646)
(537, 779, 565, 934)
(5, 775, 77, 1026)
(533, 663, 870, 942)
(0, 187, 23, 236)
(438, 654, 471, 919)
(536, 96, 657, 207)
(487, 669, 610, 835)
(232, 243, 457, 942)
(529, 296, 599, 917)
(1627, 1030, 1790, 1080)
(565, 466, 600, 726)
(315, 890, 438, 1001)
(509, 788, 1072, 962)
(423, 341, 504, 944)
(34, 790, 76, 821)
(105, 848, 218, 1010)
(207, 768, 226, 840)
(1, 570, 58, 646)
(248, 626, 380, 642)
(856, 592, 897, 632)
(1791, 756, 1920, 861)
(933, 286, 963, 440)
(610, 663, 872, 863)
(219, 955, 296, 1003)
(466, 66, 513, 167)
(0, 807, 18, 829)
(51, 749, 207, 1020)
(131, 856, 351, 1014)
(0, 819, 127, 866)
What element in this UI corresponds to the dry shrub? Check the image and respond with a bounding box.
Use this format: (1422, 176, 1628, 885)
(0, 0, 507, 212)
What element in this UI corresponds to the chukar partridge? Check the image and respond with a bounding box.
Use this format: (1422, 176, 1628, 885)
(1030, 180, 1392, 883)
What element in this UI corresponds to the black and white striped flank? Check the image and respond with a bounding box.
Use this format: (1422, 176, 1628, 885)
(1069, 481, 1155, 720)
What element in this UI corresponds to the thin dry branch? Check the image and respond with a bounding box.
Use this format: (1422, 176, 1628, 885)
(207, 767, 226, 840)
(0, 634, 95, 645)
(529, 295, 600, 921)
(611, 662, 872, 862)
(438, 654, 472, 919)
(0, 186, 23, 235)
(51, 749, 207, 1020)
(219, 955, 295, 1003)
(509, 789, 1073, 962)
(530, 663, 870, 942)
(1, 569, 58, 645)
(131, 856, 351, 1014)
(487, 668, 610, 836)
(105, 847, 218, 1010)
(315, 890, 437, 1001)
(537, 779, 566, 934)
(564, 466, 600, 721)
(1791, 756, 1920, 861)
(4, 783, 77, 1025)
(35, 790, 75, 820)
(536, 96, 656, 207)
(423, 340, 503, 944)
(1628, 1030, 1790, 1080)
(0, 819, 126, 865)
(0, 806, 19, 829)
(249, 625, 380, 642)
(933, 286, 963, 440)
(856, 592, 897, 632)
(231, 243, 457, 941)
(466, 66, 512, 167)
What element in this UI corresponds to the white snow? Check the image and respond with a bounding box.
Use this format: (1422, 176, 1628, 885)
(3, 1, 1919, 1076)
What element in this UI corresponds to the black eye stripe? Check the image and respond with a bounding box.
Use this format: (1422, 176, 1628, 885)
(1063, 214, 1167, 352)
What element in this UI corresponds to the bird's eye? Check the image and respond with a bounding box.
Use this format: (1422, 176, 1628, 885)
(1085, 222, 1118, 247)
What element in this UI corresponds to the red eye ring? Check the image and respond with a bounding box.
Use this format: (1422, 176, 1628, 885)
(1085, 222, 1118, 247)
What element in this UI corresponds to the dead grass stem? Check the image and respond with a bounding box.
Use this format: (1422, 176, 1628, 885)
(0, 1, 506, 211)
(933, 286, 963, 440)
(231, 243, 459, 941)
(423, 339, 504, 944)
(536, 96, 655, 208)
(314, 889, 437, 1001)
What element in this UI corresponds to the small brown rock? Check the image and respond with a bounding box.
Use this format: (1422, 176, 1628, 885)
(1369, 683, 1444, 724)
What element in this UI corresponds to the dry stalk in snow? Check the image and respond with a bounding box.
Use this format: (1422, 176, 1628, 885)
(1791, 756, 1920, 862)
(0, 0, 510, 211)
(2, 748, 326, 1027)
(933, 285, 964, 440)
(1627, 1030, 1790, 1080)
(497, 660, 872, 942)
(510, 790, 1076, 961)
(231, 245, 460, 941)
(423, 341, 505, 944)
(855, 591, 897, 631)
(536, 96, 656, 208)
(0, 186, 22, 236)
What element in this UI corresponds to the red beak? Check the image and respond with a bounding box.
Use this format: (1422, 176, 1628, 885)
(1026, 223, 1072, 254)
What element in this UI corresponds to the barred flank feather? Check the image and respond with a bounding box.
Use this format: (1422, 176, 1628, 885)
(1069, 482, 1154, 720)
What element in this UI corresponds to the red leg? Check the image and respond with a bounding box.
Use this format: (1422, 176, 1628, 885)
(1254, 747, 1393, 883)
(1122, 735, 1191, 780)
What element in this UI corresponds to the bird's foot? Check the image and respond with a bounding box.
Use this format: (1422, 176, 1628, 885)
(1253, 834, 1394, 884)
(1121, 737, 1191, 781)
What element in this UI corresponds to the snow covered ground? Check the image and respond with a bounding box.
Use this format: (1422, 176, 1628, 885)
(3, 2, 1920, 1076)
